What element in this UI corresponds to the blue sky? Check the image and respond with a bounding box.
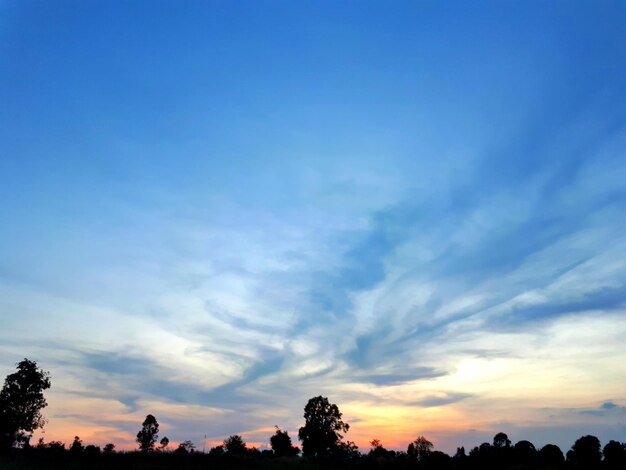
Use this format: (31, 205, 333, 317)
(1, 0, 626, 453)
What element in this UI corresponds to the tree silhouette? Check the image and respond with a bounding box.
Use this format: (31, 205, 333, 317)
(469, 442, 493, 466)
(224, 434, 247, 456)
(493, 432, 511, 448)
(175, 440, 195, 454)
(603, 440, 626, 468)
(568, 435, 601, 468)
(538, 443, 564, 467)
(407, 436, 433, 462)
(0, 358, 51, 450)
(208, 444, 225, 456)
(369, 439, 395, 458)
(270, 426, 299, 457)
(136, 414, 159, 452)
(103, 443, 115, 453)
(298, 396, 349, 458)
(84, 444, 101, 457)
(70, 436, 83, 454)
(491, 432, 513, 466)
(514, 440, 536, 464)
(336, 440, 360, 460)
(159, 436, 169, 451)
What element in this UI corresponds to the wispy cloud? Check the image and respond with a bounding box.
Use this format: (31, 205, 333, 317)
(1, 0, 625, 455)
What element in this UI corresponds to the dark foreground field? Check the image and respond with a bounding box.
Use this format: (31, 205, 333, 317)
(0, 452, 569, 470)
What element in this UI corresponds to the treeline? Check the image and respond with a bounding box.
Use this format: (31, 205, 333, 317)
(15, 426, 626, 470)
(2, 359, 626, 469)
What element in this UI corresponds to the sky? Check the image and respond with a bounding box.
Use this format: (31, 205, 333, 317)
(1, 0, 626, 455)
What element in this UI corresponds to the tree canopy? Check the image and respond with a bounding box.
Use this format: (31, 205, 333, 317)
(0, 358, 51, 450)
(568, 434, 602, 467)
(298, 396, 349, 458)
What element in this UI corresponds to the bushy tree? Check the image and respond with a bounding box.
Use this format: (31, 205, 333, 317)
(568, 435, 601, 467)
(298, 396, 349, 458)
(493, 432, 511, 448)
(84, 444, 101, 457)
(514, 440, 536, 464)
(224, 434, 247, 456)
(270, 426, 299, 457)
(136, 414, 159, 452)
(538, 443, 564, 466)
(0, 359, 51, 450)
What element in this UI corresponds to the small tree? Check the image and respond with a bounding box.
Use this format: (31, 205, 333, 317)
(298, 396, 349, 458)
(175, 440, 195, 454)
(369, 439, 384, 457)
(136, 414, 159, 452)
(159, 436, 169, 451)
(103, 443, 116, 453)
(270, 426, 299, 457)
(0, 359, 51, 450)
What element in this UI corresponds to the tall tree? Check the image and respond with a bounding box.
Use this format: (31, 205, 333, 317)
(298, 396, 349, 458)
(136, 414, 159, 452)
(0, 358, 51, 450)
